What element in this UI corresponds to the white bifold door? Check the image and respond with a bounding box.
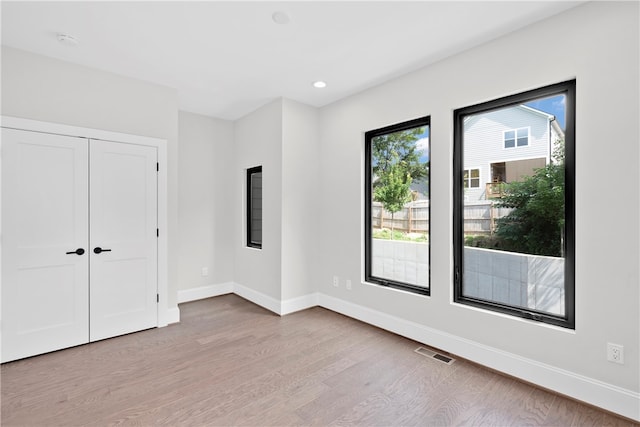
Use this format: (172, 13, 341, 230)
(2, 128, 158, 362)
(2, 129, 90, 361)
(89, 140, 158, 341)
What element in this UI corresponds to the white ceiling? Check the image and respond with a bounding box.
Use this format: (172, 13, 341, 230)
(1, 1, 583, 120)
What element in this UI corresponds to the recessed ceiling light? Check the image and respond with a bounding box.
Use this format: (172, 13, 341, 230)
(313, 81, 327, 89)
(272, 11, 290, 25)
(56, 33, 79, 46)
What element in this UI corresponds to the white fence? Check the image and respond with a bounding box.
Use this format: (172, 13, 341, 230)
(372, 201, 512, 235)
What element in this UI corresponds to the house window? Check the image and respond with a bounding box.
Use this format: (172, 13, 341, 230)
(463, 168, 480, 188)
(246, 166, 262, 249)
(453, 80, 575, 328)
(365, 116, 430, 295)
(504, 127, 529, 148)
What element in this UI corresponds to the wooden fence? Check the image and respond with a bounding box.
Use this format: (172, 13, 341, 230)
(372, 201, 512, 235)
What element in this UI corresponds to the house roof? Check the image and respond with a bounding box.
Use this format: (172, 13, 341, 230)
(462, 104, 565, 139)
(517, 104, 555, 120)
(518, 105, 565, 139)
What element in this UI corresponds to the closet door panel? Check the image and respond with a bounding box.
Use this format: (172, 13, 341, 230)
(1, 128, 89, 362)
(89, 140, 158, 341)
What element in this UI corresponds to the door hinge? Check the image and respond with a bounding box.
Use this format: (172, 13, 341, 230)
(156, 162, 159, 171)
(157, 228, 159, 238)
(157, 294, 159, 303)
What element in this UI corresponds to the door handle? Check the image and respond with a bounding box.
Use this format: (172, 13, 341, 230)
(66, 248, 85, 255)
(93, 247, 112, 254)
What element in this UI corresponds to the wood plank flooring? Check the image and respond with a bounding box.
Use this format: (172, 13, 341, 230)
(1, 294, 637, 426)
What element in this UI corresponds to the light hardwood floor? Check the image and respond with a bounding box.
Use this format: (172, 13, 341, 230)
(1, 294, 637, 426)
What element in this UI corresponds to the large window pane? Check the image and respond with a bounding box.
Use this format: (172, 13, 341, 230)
(454, 81, 575, 328)
(365, 116, 430, 295)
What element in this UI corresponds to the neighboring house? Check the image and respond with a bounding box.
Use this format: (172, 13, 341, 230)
(463, 105, 564, 202)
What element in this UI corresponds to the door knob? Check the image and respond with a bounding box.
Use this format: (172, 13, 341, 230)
(66, 248, 85, 255)
(93, 247, 112, 254)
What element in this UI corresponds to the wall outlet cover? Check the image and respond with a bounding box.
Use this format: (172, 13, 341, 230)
(607, 343, 624, 364)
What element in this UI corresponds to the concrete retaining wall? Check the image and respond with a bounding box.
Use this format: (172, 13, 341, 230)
(463, 247, 564, 315)
(371, 239, 429, 288)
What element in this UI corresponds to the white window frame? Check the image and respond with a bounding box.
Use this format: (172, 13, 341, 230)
(503, 127, 529, 148)
(463, 167, 481, 188)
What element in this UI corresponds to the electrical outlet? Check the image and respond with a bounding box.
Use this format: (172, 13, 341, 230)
(201, 267, 209, 277)
(333, 276, 339, 288)
(346, 279, 352, 290)
(607, 343, 624, 364)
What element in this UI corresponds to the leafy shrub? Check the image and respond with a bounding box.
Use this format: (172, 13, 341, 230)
(373, 229, 428, 243)
(495, 141, 565, 257)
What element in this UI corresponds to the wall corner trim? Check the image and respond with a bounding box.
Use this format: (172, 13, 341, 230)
(281, 293, 320, 315)
(177, 282, 234, 304)
(166, 307, 181, 325)
(177, 283, 318, 316)
(233, 282, 282, 315)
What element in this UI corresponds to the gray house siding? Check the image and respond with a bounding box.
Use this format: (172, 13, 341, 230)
(463, 105, 558, 201)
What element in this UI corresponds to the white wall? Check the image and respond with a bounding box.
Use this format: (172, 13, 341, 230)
(178, 111, 234, 290)
(230, 98, 320, 307)
(1, 46, 181, 311)
(317, 0, 638, 407)
(233, 99, 283, 301)
(281, 99, 320, 300)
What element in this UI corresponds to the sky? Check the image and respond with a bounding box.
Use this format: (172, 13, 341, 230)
(416, 127, 430, 163)
(525, 94, 566, 130)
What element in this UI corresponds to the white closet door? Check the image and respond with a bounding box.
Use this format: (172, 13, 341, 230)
(89, 140, 158, 341)
(1, 128, 89, 362)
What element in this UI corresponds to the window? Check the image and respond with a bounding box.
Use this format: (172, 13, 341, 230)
(463, 168, 480, 188)
(365, 116, 430, 295)
(453, 80, 575, 328)
(246, 166, 262, 249)
(504, 127, 529, 148)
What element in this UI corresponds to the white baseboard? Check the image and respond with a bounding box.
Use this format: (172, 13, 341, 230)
(177, 282, 234, 304)
(317, 293, 640, 422)
(176, 282, 318, 316)
(166, 306, 180, 325)
(233, 282, 282, 315)
(281, 292, 319, 315)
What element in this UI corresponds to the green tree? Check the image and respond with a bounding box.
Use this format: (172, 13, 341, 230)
(372, 127, 428, 191)
(495, 140, 565, 257)
(374, 164, 413, 238)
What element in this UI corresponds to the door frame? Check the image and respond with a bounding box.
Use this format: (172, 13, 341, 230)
(1, 116, 170, 328)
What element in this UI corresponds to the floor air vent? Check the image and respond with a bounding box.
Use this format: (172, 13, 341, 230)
(415, 346, 455, 365)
